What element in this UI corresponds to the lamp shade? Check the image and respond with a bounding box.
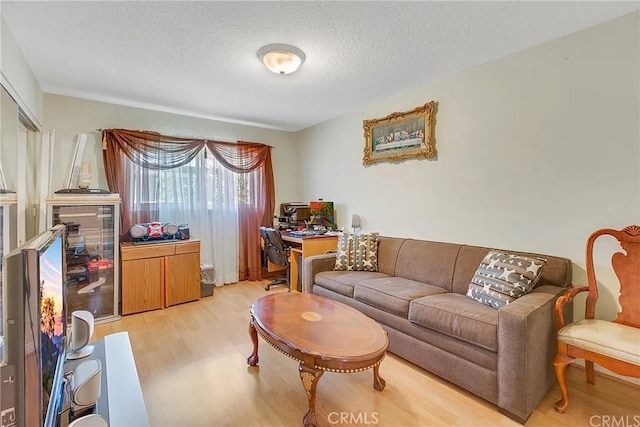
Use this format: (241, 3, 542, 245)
(257, 44, 305, 75)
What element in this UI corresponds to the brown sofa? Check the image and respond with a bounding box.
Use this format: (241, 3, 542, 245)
(304, 236, 572, 423)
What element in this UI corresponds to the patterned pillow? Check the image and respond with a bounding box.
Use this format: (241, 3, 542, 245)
(466, 250, 547, 309)
(334, 233, 379, 271)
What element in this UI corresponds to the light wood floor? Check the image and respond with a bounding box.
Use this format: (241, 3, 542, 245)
(94, 281, 639, 426)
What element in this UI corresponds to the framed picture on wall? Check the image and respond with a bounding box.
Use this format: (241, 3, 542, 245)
(362, 101, 436, 165)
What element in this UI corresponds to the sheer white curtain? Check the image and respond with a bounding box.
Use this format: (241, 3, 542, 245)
(133, 149, 239, 285)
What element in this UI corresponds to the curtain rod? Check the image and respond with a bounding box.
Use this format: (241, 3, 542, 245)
(95, 128, 239, 143)
(97, 129, 274, 149)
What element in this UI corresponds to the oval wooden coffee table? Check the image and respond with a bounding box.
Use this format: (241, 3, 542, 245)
(247, 292, 388, 427)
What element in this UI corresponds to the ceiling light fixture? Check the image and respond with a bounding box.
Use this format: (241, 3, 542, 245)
(257, 44, 305, 75)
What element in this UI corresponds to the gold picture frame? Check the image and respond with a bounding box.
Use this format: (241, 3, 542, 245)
(363, 101, 436, 165)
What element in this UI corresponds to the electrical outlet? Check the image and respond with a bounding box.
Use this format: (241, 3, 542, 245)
(0, 407, 16, 427)
(1, 365, 17, 427)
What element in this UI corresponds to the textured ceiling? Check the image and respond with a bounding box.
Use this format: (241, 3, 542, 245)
(2, 1, 638, 132)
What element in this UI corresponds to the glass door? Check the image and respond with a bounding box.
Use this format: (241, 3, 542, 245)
(50, 201, 119, 323)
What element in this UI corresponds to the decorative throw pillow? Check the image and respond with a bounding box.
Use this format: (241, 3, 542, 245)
(334, 233, 379, 272)
(466, 250, 547, 309)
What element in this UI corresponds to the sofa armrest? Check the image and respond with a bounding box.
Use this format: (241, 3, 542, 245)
(496, 285, 568, 422)
(304, 253, 337, 293)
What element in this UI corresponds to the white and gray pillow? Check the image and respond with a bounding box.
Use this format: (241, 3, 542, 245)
(466, 250, 547, 309)
(334, 233, 379, 272)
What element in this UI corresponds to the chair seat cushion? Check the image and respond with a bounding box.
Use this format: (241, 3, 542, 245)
(558, 319, 640, 366)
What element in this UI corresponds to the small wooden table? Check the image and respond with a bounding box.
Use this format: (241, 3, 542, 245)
(247, 293, 388, 427)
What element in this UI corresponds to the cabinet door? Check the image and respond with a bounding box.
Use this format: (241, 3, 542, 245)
(122, 257, 164, 315)
(165, 251, 200, 307)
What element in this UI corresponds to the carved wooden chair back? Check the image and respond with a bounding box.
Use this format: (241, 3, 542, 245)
(584, 225, 640, 327)
(553, 225, 640, 414)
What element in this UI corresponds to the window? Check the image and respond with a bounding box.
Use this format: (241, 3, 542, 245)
(130, 148, 245, 210)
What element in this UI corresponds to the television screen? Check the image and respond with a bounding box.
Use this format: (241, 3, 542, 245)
(309, 201, 335, 229)
(38, 235, 65, 425)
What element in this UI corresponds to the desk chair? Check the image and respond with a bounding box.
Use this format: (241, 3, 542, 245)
(553, 225, 640, 413)
(260, 227, 291, 292)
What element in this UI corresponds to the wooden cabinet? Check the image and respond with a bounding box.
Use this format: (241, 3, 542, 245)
(166, 241, 201, 307)
(121, 255, 165, 314)
(121, 240, 200, 315)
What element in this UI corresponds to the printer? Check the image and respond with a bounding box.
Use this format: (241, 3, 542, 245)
(278, 202, 310, 229)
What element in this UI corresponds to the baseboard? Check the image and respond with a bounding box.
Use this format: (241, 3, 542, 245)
(261, 269, 285, 280)
(571, 360, 640, 388)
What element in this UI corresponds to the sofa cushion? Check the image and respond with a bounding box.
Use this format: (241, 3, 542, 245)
(466, 250, 548, 309)
(394, 239, 461, 291)
(409, 293, 499, 352)
(354, 277, 447, 318)
(315, 270, 388, 297)
(334, 233, 379, 271)
(377, 237, 406, 276)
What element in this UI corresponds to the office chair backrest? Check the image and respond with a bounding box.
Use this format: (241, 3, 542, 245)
(259, 226, 269, 245)
(260, 227, 288, 267)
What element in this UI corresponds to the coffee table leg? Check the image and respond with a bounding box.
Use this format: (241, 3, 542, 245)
(373, 363, 386, 391)
(247, 317, 259, 366)
(299, 364, 324, 427)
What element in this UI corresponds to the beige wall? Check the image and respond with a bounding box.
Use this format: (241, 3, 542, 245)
(0, 87, 18, 190)
(42, 94, 302, 219)
(1, 19, 45, 242)
(0, 18, 44, 128)
(299, 12, 640, 329)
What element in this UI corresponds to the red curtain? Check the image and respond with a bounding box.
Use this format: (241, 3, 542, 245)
(102, 129, 275, 281)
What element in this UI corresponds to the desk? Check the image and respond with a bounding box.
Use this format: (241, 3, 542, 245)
(281, 232, 338, 292)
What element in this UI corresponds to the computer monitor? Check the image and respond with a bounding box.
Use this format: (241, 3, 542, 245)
(278, 203, 310, 228)
(309, 201, 335, 229)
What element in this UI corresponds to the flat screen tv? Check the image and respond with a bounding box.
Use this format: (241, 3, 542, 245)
(0, 224, 67, 427)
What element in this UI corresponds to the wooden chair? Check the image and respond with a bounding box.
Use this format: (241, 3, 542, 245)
(553, 225, 640, 413)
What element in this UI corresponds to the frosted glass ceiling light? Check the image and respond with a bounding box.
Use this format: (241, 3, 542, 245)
(257, 44, 305, 75)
